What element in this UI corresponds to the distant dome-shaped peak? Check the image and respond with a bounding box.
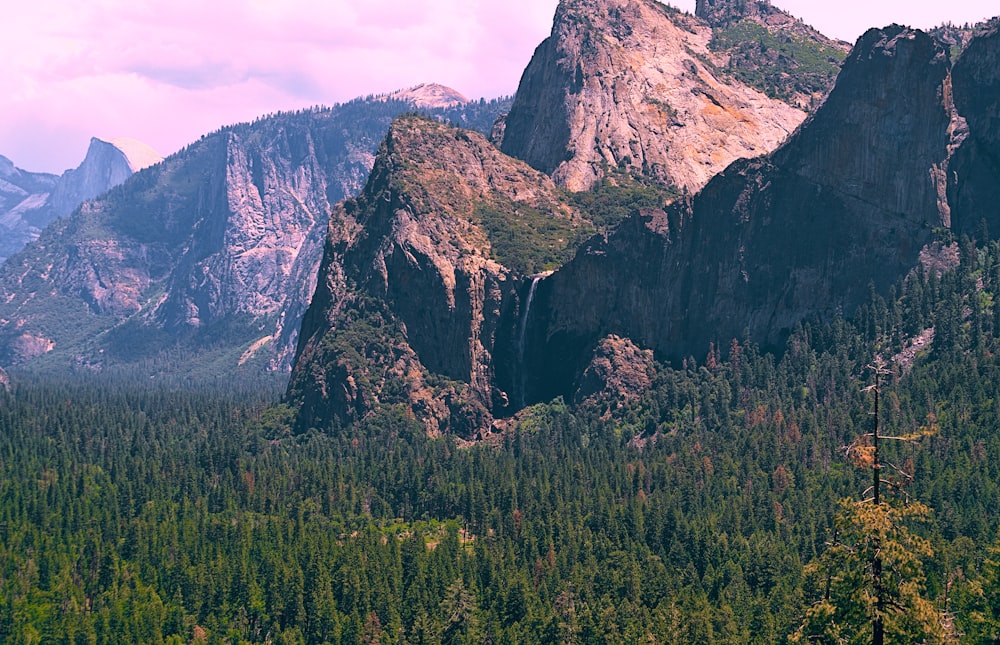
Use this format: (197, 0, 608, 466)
(95, 137, 163, 172)
(385, 83, 469, 109)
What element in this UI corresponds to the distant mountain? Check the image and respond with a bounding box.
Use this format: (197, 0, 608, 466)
(0, 138, 162, 263)
(0, 91, 512, 376)
(384, 83, 469, 109)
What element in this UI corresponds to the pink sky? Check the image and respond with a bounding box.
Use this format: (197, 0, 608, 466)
(2, 0, 995, 174)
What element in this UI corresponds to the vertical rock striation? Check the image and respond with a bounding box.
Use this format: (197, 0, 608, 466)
(500, 0, 807, 192)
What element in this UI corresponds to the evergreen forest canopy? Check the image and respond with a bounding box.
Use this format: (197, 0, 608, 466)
(4, 233, 1000, 643)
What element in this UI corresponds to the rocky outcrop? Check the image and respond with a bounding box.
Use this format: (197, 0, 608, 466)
(386, 83, 469, 109)
(0, 97, 511, 375)
(288, 115, 587, 435)
(0, 138, 161, 264)
(524, 26, 963, 404)
(500, 0, 807, 192)
(572, 335, 655, 407)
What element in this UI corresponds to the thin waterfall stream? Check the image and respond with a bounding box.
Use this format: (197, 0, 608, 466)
(517, 274, 544, 408)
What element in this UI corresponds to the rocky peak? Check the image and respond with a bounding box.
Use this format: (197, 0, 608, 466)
(288, 115, 588, 436)
(44, 138, 156, 216)
(386, 83, 469, 109)
(500, 0, 806, 192)
(0, 137, 160, 264)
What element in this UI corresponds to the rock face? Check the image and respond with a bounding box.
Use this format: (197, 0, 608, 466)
(948, 24, 1000, 236)
(499, 0, 807, 192)
(0, 95, 512, 375)
(524, 25, 987, 404)
(288, 115, 587, 435)
(0, 138, 161, 264)
(286, 18, 1000, 436)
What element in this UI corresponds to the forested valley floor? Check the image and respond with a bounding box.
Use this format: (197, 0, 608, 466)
(4, 237, 1000, 643)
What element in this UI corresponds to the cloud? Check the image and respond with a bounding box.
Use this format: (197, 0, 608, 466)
(0, 0, 558, 172)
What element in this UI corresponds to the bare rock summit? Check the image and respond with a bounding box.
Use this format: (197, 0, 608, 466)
(500, 0, 807, 192)
(386, 83, 469, 109)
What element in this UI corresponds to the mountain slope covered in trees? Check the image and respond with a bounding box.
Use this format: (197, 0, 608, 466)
(4, 234, 1000, 643)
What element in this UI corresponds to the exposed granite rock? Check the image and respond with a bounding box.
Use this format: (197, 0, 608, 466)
(0, 156, 58, 263)
(0, 138, 161, 264)
(386, 83, 469, 109)
(289, 23, 1000, 433)
(288, 115, 587, 436)
(0, 366, 8, 392)
(948, 24, 1000, 236)
(572, 335, 654, 406)
(526, 26, 960, 403)
(500, 0, 806, 192)
(0, 96, 512, 375)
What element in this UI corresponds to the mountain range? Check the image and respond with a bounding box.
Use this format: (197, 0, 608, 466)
(0, 90, 511, 374)
(1, 0, 998, 442)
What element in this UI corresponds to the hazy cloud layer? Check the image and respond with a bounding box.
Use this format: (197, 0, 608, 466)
(0, 0, 558, 172)
(1, 0, 995, 173)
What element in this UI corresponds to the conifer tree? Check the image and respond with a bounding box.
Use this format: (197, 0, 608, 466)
(792, 358, 950, 644)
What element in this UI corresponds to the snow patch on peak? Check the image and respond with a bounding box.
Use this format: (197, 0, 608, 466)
(386, 83, 468, 109)
(98, 137, 163, 172)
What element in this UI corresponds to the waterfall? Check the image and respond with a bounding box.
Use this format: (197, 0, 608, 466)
(517, 275, 542, 408)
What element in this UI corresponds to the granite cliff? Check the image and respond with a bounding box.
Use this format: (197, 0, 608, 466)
(498, 0, 842, 193)
(0, 93, 511, 374)
(288, 115, 588, 435)
(0, 138, 161, 264)
(947, 24, 1000, 236)
(289, 22, 1000, 434)
(522, 25, 994, 404)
